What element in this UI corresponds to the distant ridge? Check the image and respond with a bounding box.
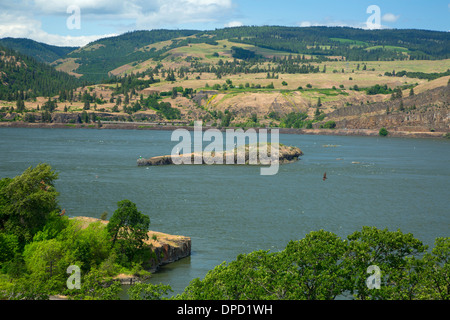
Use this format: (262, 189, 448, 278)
(1, 26, 449, 82)
(0, 37, 78, 64)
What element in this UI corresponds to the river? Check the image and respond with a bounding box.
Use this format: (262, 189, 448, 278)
(0, 127, 449, 295)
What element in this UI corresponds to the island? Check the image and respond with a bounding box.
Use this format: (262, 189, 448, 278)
(137, 143, 303, 167)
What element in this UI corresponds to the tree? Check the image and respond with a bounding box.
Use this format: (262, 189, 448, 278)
(0, 163, 60, 244)
(69, 268, 122, 300)
(379, 128, 389, 136)
(344, 227, 427, 300)
(176, 227, 439, 301)
(277, 230, 350, 300)
(177, 230, 350, 300)
(16, 98, 26, 112)
(420, 237, 450, 299)
(322, 121, 336, 129)
(128, 282, 173, 300)
(106, 200, 150, 264)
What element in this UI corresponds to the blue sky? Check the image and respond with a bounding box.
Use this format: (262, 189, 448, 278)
(0, 0, 448, 47)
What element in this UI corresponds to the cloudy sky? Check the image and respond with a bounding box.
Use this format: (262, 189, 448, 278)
(0, 0, 448, 47)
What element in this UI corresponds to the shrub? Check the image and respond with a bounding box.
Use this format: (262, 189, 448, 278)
(322, 121, 336, 129)
(379, 128, 389, 137)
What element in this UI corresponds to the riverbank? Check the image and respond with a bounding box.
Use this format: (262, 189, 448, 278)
(0, 120, 447, 139)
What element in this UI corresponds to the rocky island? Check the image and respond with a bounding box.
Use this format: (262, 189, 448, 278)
(137, 143, 303, 167)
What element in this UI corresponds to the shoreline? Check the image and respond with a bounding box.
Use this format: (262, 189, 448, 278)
(0, 121, 447, 139)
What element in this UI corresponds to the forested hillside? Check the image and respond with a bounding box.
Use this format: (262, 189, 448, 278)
(211, 26, 450, 60)
(65, 30, 201, 82)
(0, 46, 84, 101)
(3, 26, 448, 83)
(65, 27, 450, 82)
(0, 38, 77, 64)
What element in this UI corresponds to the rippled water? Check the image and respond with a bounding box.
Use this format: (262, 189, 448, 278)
(1, 127, 449, 295)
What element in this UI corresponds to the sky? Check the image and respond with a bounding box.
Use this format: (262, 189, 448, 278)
(0, 0, 448, 47)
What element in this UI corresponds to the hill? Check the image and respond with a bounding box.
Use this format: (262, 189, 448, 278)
(49, 26, 450, 83)
(0, 45, 84, 102)
(0, 26, 448, 135)
(0, 37, 77, 64)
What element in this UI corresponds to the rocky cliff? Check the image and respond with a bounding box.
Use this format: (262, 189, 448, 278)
(322, 85, 449, 132)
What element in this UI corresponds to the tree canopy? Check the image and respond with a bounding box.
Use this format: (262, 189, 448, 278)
(177, 228, 449, 300)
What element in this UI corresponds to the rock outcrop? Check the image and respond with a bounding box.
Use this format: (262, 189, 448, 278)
(323, 85, 450, 132)
(137, 143, 303, 166)
(71, 217, 191, 276)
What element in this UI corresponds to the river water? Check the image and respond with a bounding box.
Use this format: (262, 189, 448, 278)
(0, 127, 449, 295)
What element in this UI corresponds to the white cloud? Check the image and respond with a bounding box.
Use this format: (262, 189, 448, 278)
(0, 12, 115, 47)
(0, 0, 235, 46)
(225, 21, 244, 28)
(382, 13, 400, 23)
(298, 20, 367, 29)
(135, 0, 234, 29)
(299, 21, 312, 27)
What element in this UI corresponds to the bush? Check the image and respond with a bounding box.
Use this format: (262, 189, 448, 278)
(379, 128, 389, 137)
(322, 121, 336, 129)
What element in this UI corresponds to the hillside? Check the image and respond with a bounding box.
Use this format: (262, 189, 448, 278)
(0, 37, 77, 64)
(0, 45, 84, 102)
(0, 26, 449, 135)
(41, 27, 450, 82)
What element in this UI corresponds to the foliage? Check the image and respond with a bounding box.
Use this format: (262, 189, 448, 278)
(0, 37, 76, 64)
(344, 226, 427, 300)
(142, 94, 181, 120)
(176, 227, 449, 300)
(0, 163, 60, 244)
(389, 69, 450, 81)
(379, 128, 389, 137)
(0, 46, 83, 101)
(365, 84, 394, 95)
(321, 120, 336, 129)
(67, 268, 122, 300)
(280, 112, 309, 128)
(0, 165, 156, 300)
(127, 282, 173, 300)
(107, 200, 151, 265)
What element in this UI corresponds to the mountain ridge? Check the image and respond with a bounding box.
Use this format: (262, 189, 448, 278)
(2, 26, 449, 83)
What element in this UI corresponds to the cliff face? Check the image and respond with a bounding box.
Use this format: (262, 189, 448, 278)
(323, 85, 450, 132)
(144, 231, 191, 272)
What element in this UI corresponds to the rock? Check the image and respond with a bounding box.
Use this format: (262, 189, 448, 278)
(71, 217, 191, 274)
(138, 143, 303, 166)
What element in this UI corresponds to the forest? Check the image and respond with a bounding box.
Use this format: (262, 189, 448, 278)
(0, 45, 85, 101)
